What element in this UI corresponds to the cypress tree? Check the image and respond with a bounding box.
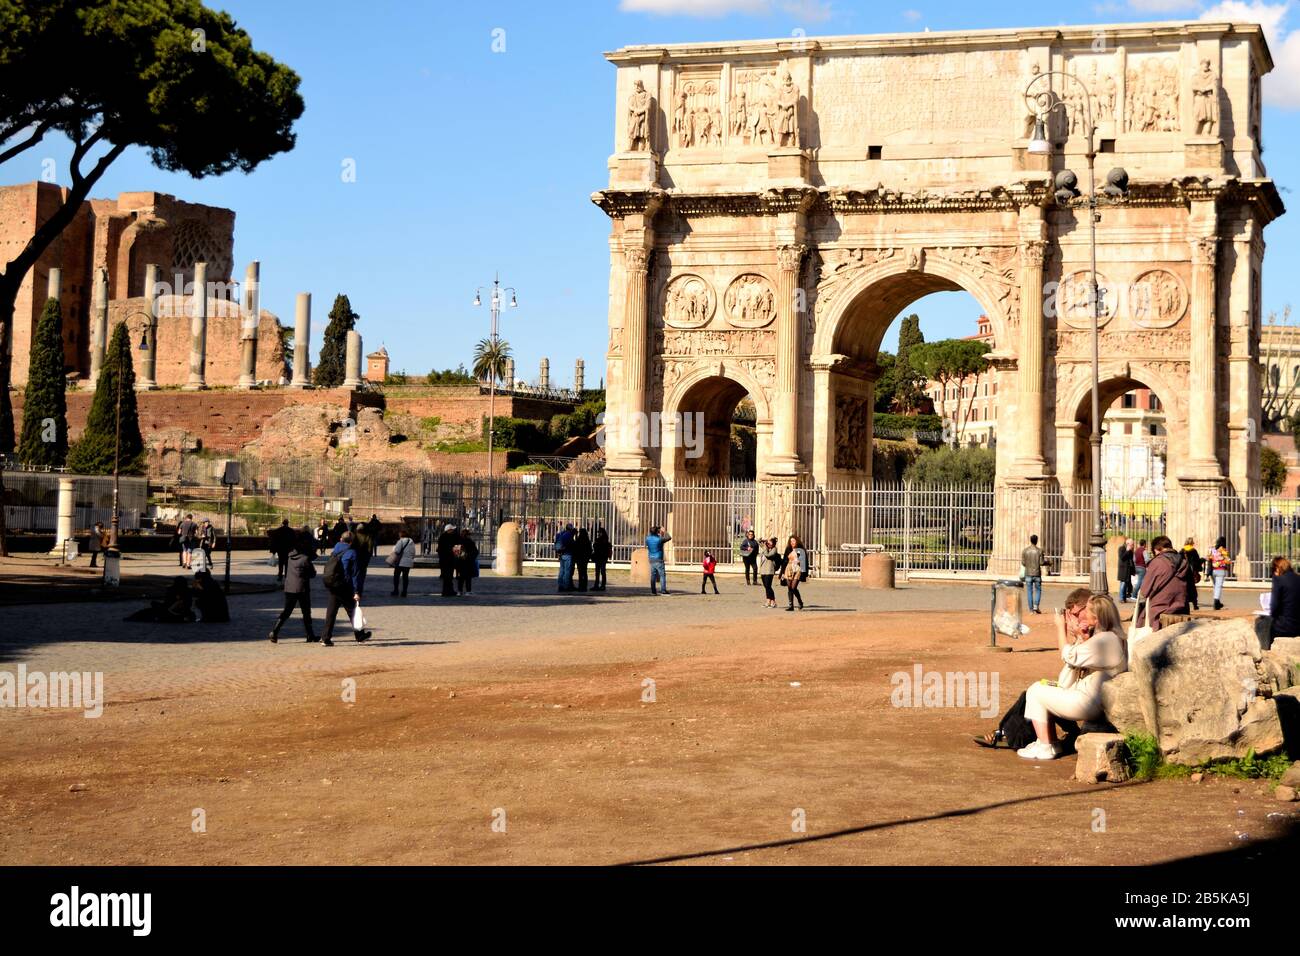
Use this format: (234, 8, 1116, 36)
(893, 313, 925, 412)
(17, 297, 69, 467)
(313, 294, 358, 388)
(66, 323, 145, 475)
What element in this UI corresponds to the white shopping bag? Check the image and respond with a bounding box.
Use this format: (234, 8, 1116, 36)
(352, 601, 367, 631)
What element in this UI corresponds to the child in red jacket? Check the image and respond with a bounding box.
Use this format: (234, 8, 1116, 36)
(701, 552, 719, 594)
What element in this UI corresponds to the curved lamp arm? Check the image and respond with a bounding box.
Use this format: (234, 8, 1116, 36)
(1022, 70, 1096, 155)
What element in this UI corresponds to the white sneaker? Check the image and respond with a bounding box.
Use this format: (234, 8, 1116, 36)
(1017, 741, 1057, 760)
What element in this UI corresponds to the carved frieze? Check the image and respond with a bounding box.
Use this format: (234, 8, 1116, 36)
(660, 328, 777, 357)
(724, 273, 776, 328)
(1125, 54, 1180, 133)
(814, 247, 896, 316)
(671, 71, 723, 149)
(834, 394, 870, 472)
(929, 245, 1020, 332)
(662, 274, 717, 329)
(730, 66, 799, 148)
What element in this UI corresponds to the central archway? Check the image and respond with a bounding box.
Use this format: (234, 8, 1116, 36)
(810, 253, 1013, 486)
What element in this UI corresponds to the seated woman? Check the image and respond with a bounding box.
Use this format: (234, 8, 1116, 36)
(1269, 556, 1300, 640)
(1017, 592, 1127, 760)
(975, 587, 1091, 750)
(192, 572, 230, 624)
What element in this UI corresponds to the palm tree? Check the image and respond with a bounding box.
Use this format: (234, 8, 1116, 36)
(472, 337, 511, 384)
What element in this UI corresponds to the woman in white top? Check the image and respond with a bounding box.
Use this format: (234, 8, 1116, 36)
(1019, 592, 1127, 761)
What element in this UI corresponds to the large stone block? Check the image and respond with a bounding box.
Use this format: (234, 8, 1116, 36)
(1074, 733, 1132, 784)
(1129, 617, 1281, 764)
(1100, 672, 1146, 736)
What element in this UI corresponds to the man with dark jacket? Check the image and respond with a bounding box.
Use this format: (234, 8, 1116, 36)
(270, 532, 318, 643)
(1269, 556, 1300, 639)
(349, 521, 375, 599)
(1138, 535, 1188, 631)
(268, 518, 295, 582)
(436, 524, 460, 597)
(739, 529, 759, 586)
(321, 532, 372, 645)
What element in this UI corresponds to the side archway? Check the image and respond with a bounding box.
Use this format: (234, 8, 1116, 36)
(660, 359, 773, 482)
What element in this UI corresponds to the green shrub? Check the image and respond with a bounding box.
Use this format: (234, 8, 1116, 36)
(904, 446, 996, 485)
(419, 416, 442, 431)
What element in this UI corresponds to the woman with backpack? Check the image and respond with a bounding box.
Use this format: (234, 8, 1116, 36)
(1208, 536, 1232, 611)
(782, 535, 808, 611)
(388, 527, 416, 597)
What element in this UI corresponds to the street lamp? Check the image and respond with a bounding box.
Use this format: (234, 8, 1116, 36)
(1023, 71, 1129, 594)
(473, 275, 517, 558)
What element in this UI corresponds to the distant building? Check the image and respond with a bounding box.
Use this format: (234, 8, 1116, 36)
(365, 346, 390, 383)
(924, 314, 997, 448)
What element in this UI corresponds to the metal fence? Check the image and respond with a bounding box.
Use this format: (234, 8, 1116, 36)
(1, 469, 148, 533)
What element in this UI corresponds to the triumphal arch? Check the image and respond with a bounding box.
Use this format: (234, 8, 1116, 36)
(593, 21, 1282, 569)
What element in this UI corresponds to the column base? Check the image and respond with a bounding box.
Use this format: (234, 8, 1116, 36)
(182, 383, 208, 392)
(763, 455, 807, 479)
(767, 147, 810, 183)
(342, 379, 363, 390)
(134, 382, 158, 392)
(608, 152, 659, 188)
(1184, 137, 1224, 170)
(288, 381, 313, 390)
(1178, 460, 1225, 483)
(1010, 456, 1049, 480)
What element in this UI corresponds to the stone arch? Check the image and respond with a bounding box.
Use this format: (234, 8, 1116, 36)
(809, 250, 1014, 484)
(660, 359, 772, 481)
(812, 251, 1012, 362)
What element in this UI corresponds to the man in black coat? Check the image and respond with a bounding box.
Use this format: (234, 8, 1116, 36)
(270, 532, 318, 643)
(268, 518, 294, 582)
(436, 524, 460, 597)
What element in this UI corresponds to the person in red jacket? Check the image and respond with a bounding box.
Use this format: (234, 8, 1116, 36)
(700, 551, 719, 594)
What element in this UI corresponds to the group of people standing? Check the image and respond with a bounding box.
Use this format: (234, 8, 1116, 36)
(553, 524, 611, 592)
(435, 524, 481, 597)
(642, 526, 809, 610)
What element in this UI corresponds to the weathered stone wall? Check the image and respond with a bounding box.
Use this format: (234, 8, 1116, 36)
(382, 387, 582, 426)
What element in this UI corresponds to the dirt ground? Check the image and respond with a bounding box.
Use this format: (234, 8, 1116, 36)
(2, 592, 1295, 866)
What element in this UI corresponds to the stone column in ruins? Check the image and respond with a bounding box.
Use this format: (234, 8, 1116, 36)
(137, 263, 159, 390)
(290, 293, 312, 388)
(89, 267, 109, 383)
(1015, 239, 1047, 475)
(504, 357, 515, 388)
(184, 262, 208, 390)
(343, 329, 363, 388)
(46, 267, 61, 303)
(769, 243, 807, 471)
(574, 358, 585, 393)
(237, 260, 260, 389)
(539, 357, 550, 390)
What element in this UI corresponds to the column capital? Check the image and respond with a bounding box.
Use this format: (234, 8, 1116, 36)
(1192, 235, 1219, 266)
(1020, 239, 1047, 266)
(623, 245, 649, 273)
(776, 243, 808, 272)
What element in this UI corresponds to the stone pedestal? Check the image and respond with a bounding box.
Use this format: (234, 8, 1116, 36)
(496, 521, 522, 576)
(608, 152, 658, 188)
(756, 477, 799, 543)
(767, 148, 809, 182)
(628, 547, 651, 586)
(1074, 733, 1132, 783)
(1185, 137, 1225, 170)
(184, 261, 208, 391)
(343, 330, 363, 388)
(860, 552, 896, 589)
(290, 293, 312, 388)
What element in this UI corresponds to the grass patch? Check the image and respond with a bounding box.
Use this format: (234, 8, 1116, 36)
(1124, 731, 1291, 782)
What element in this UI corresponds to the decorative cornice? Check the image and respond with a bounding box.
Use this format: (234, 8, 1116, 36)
(593, 177, 1284, 222)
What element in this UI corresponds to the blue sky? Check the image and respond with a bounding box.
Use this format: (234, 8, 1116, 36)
(3, 0, 1298, 381)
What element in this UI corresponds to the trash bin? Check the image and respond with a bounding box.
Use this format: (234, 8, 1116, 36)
(990, 578, 1028, 649)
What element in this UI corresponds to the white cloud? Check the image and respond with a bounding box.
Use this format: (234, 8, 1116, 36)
(902, 9, 923, 22)
(1201, 1, 1300, 108)
(782, 0, 833, 22)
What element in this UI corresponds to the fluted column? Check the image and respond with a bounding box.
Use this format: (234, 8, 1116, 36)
(1015, 239, 1047, 475)
(575, 358, 585, 392)
(237, 261, 260, 389)
(89, 267, 108, 383)
(290, 293, 312, 388)
(770, 243, 807, 473)
(137, 263, 159, 390)
(1186, 235, 1222, 475)
(184, 262, 208, 390)
(620, 244, 651, 469)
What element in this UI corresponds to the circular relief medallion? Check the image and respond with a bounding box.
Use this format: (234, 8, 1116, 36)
(1056, 270, 1117, 329)
(663, 274, 716, 329)
(1128, 269, 1188, 329)
(724, 273, 777, 329)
